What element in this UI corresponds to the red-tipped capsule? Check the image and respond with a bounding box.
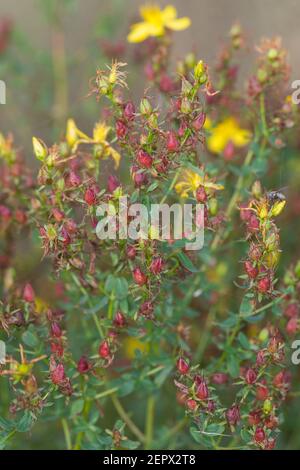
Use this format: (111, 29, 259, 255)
(176, 357, 190, 375)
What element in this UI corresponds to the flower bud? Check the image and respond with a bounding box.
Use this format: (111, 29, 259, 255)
(32, 137, 48, 162)
(194, 60, 207, 83)
(176, 357, 190, 375)
(180, 97, 191, 114)
(140, 98, 152, 115)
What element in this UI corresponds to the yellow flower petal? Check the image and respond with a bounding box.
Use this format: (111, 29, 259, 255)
(140, 4, 162, 22)
(127, 22, 153, 43)
(108, 147, 121, 169)
(93, 122, 111, 143)
(161, 5, 177, 21)
(165, 17, 191, 31)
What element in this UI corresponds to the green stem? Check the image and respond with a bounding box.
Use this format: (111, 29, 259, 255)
(111, 395, 146, 444)
(211, 148, 254, 251)
(160, 169, 180, 204)
(145, 396, 155, 449)
(61, 418, 72, 450)
(73, 400, 91, 450)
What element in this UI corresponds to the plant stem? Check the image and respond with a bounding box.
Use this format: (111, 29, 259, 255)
(211, 148, 254, 251)
(160, 169, 180, 204)
(61, 418, 72, 450)
(73, 400, 91, 450)
(145, 396, 155, 449)
(111, 394, 146, 443)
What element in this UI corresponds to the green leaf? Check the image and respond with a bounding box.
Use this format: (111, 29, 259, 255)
(154, 364, 173, 388)
(227, 355, 240, 378)
(239, 296, 253, 317)
(177, 252, 199, 273)
(70, 399, 84, 417)
(238, 332, 250, 349)
(190, 426, 202, 444)
(16, 411, 34, 432)
(21, 330, 39, 348)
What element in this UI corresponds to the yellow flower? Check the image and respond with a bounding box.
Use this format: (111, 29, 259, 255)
(66, 119, 89, 150)
(65, 119, 121, 168)
(123, 337, 149, 359)
(93, 122, 121, 169)
(175, 168, 224, 198)
(205, 117, 251, 154)
(127, 4, 191, 43)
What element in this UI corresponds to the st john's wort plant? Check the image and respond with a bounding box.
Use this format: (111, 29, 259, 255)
(1, 4, 300, 450)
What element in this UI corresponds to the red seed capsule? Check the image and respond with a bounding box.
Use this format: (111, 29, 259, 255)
(23, 283, 35, 303)
(126, 245, 137, 260)
(51, 322, 62, 338)
(69, 170, 81, 187)
(133, 267, 148, 286)
(99, 340, 110, 358)
(107, 175, 120, 193)
(254, 427, 265, 443)
(176, 357, 190, 375)
(166, 131, 179, 152)
(116, 120, 127, 139)
(256, 384, 269, 401)
(286, 316, 298, 335)
(211, 373, 228, 385)
(51, 363, 66, 385)
(84, 187, 97, 206)
(193, 112, 206, 131)
(257, 276, 271, 293)
(113, 311, 126, 328)
(226, 405, 240, 426)
(223, 141, 235, 161)
(248, 410, 261, 426)
(77, 356, 90, 374)
(123, 101, 135, 120)
(245, 368, 257, 384)
(245, 260, 259, 279)
(137, 149, 153, 168)
(196, 186, 207, 203)
(52, 208, 65, 222)
(186, 399, 197, 411)
(196, 380, 209, 400)
(150, 257, 164, 275)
